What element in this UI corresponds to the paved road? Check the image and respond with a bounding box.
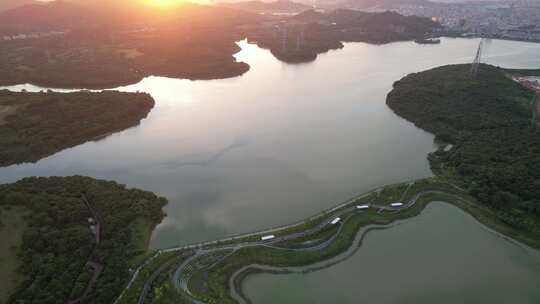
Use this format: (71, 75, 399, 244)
(120, 180, 465, 304)
(164, 185, 433, 304)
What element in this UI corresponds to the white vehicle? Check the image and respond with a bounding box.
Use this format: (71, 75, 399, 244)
(331, 217, 341, 225)
(261, 235, 275, 241)
(356, 205, 369, 210)
(391, 202, 404, 207)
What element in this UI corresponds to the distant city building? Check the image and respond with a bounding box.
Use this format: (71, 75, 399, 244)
(364, 1, 540, 43)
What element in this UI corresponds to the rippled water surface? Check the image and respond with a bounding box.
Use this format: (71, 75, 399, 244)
(1, 38, 540, 248)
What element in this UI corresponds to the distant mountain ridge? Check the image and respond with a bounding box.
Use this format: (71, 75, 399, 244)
(0, 0, 36, 12)
(0, 0, 264, 34)
(220, 0, 312, 13)
(0, 1, 99, 33)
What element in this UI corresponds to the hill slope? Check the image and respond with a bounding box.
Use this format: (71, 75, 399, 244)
(387, 64, 540, 234)
(0, 176, 167, 303)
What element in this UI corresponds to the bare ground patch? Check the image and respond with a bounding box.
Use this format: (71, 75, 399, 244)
(0, 105, 19, 126)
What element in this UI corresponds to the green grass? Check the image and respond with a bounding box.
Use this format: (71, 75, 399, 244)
(118, 251, 194, 304)
(186, 180, 458, 303)
(127, 178, 540, 304)
(0, 206, 28, 303)
(129, 219, 156, 267)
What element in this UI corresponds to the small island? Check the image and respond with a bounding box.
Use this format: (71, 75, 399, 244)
(0, 90, 154, 166)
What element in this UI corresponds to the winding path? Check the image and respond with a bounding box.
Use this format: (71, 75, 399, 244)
(117, 180, 467, 304)
(67, 195, 104, 304)
(166, 186, 444, 304)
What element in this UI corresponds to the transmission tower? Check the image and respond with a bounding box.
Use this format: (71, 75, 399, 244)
(296, 25, 306, 51)
(281, 27, 288, 52)
(471, 38, 484, 78)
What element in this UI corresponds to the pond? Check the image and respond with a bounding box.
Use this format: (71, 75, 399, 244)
(243, 202, 540, 304)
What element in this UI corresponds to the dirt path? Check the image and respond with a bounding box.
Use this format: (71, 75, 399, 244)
(536, 92, 540, 126)
(66, 195, 104, 304)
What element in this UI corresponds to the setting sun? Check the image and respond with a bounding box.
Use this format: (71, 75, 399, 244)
(143, 0, 182, 7)
(143, 0, 210, 7)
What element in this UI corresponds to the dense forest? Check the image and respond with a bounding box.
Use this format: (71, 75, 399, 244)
(251, 10, 440, 63)
(387, 64, 540, 235)
(0, 176, 167, 303)
(0, 90, 154, 166)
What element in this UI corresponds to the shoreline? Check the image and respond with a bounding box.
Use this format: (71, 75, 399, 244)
(117, 177, 540, 304)
(230, 198, 540, 304)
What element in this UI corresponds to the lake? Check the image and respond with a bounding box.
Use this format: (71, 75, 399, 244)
(243, 202, 540, 304)
(1, 38, 540, 248)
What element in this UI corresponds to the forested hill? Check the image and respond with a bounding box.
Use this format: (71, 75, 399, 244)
(0, 176, 167, 304)
(0, 90, 154, 166)
(386, 64, 540, 236)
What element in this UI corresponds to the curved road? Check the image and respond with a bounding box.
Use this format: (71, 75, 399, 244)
(121, 181, 467, 304)
(166, 185, 445, 304)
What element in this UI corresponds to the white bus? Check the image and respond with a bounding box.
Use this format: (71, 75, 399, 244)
(261, 235, 275, 241)
(331, 217, 341, 225)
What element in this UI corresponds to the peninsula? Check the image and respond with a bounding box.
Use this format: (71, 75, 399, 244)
(387, 63, 540, 235)
(0, 90, 154, 166)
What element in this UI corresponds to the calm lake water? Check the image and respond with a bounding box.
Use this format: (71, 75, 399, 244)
(1, 38, 540, 248)
(244, 202, 540, 304)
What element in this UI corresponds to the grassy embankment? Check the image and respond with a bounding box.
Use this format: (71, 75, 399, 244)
(0, 90, 154, 167)
(128, 175, 540, 304)
(199, 179, 536, 304)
